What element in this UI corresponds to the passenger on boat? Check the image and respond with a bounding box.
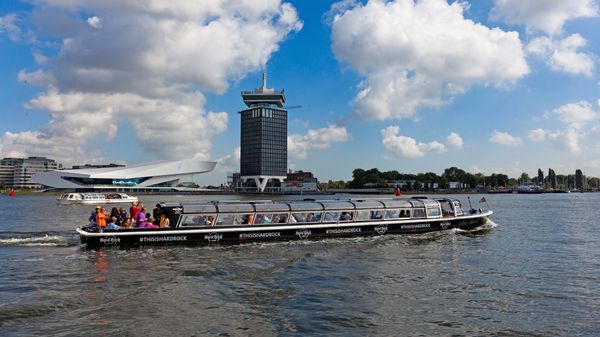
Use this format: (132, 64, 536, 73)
(118, 207, 127, 225)
(107, 216, 120, 230)
(340, 212, 353, 221)
(130, 202, 141, 221)
(121, 217, 132, 228)
(89, 206, 100, 223)
(135, 207, 159, 228)
(159, 213, 170, 228)
(242, 214, 254, 225)
(262, 215, 271, 224)
(110, 207, 119, 224)
(96, 207, 108, 229)
(306, 213, 315, 222)
(153, 204, 163, 226)
(206, 215, 215, 226)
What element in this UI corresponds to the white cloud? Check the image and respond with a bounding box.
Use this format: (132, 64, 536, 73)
(527, 99, 600, 155)
(87, 16, 102, 29)
(446, 132, 463, 150)
(330, 0, 529, 120)
(0, 90, 228, 164)
(527, 34, 595, 76)
(288, 125, 349, 160)
(489, 130, 523, 146)
(1, 0, 302, 166)
(0, 14, 22, 41)
(18, 70, 56, 87)
(553, 100, 598, 128)
(528, 128, 547, 142)
(381, 126, 447, 158)
(491, 0, 598, 35)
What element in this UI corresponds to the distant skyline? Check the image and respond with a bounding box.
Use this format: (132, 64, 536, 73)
(0, 0, 599, 185)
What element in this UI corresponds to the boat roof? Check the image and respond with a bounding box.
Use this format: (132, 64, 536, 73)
(160, 197, 453, 214)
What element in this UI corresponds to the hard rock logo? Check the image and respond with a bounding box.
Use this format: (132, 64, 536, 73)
(100, 236, 120, 245)
(374, 225, 388, 235)
(205, 233, 223, 242)
(440, 221, 451, 230)
(295, 229, 311, 239)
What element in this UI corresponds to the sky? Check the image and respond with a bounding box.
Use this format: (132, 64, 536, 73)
(0, 0, 599, 186)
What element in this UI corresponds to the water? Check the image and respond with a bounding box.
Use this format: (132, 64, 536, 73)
(0, 193, 599, 336)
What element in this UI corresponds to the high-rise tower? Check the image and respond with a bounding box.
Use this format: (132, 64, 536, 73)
(239, 73, 287, 192)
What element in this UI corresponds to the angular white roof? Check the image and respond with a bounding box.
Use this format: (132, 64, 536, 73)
(31, 159, 216, 189)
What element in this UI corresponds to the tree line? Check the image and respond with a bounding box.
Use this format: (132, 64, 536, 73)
(317, 167, 600, 191)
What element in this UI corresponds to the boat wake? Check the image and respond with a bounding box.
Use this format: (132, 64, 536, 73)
(455, 219, 498, 235)
(0, 233, 75, 247)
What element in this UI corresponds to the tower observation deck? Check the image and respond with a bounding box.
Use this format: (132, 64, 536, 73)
(239, 73, 288, 192)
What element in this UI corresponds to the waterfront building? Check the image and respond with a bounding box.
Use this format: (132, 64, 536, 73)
(239, 73, 287, 192)
(282, 170, 318, 192)
(31, 159, 216, 192)
(0, 156, 61, 189)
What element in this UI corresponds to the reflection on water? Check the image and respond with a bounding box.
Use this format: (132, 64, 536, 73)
(0, 193, 599, 336)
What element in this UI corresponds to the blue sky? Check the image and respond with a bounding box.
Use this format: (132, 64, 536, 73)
(0, 0, 599, 185)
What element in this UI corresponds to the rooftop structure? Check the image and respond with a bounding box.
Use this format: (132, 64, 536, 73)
(0, 156, 62, 189)
(31, 159, 216, 191)
(239, 73, 288, 192)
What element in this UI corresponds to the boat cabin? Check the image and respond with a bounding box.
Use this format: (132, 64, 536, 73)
(160, 197, 465, 229)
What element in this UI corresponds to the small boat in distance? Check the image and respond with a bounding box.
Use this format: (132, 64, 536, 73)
(57, 192, 138, 205)
(77, 196, 493, 247)
(516, 184, 544, 194)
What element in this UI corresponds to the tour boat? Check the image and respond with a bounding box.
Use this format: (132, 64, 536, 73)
(57, 192, 138, 204)
(77, 197, 493, 247)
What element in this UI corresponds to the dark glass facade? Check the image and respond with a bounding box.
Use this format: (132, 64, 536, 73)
(240, 106, 287, 176)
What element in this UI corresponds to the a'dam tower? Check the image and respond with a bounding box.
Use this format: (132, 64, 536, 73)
(239, 73, 288, 192)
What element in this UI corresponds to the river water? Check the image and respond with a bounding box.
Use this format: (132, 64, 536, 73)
(0, 193, 598, 336)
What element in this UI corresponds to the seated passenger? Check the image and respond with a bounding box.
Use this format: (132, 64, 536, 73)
(262, 215, 271, 224)
(306, 213, 315, 222)
(121, 217, 132, 228)
(206, 215, 215, 226)
(107, 216, 120, 230)
(242, 214, 254, 224)
(340, 212, 352, 221)
(159, 213, 170, 228)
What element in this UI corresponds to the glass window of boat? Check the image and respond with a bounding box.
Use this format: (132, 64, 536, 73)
(412, 208, 426, 218)
(290, 212, 322, 223)
(254, 213, 288, 224)
(426, 206, 441, 218)
(288, 202, 324, 212)
(438, 200, 454, 216)
(339, 211, 354, 221)
(399, 209, 411, 218)
(180, 214, 216, 227)
(322, 211, 340, 222)
(380, 199, 412, 209)
(355, 210, 371, 221)
(217, 204, 255, 213)
(385, 209, 400, 219)
(356, 210, 384, 220)
(351, 201, 385, 210)
(453, 201, 464, 216)
(216, 214, 248, 226)
(322, 201, 355, 211)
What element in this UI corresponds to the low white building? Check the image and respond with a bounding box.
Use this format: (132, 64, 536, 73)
(31, 159, 216, 191)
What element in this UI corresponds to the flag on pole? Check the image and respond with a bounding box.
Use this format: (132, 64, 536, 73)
(479, 196, 486, 203)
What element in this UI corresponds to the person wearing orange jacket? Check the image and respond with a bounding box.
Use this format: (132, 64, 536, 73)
(96, 207, 108, 228)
